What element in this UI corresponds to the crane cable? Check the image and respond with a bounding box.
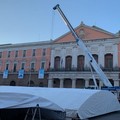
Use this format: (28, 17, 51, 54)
(50, 10, 55, 41)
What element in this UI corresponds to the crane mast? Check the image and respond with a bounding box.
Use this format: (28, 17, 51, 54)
(53, 4, 112, 87)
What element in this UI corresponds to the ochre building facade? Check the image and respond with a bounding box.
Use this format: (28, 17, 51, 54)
(0, 41, 51, 87)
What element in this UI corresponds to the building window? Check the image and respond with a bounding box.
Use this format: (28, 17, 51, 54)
(8, 51, 11, 58)
(31, 62, 35, 71)
(32, 49, 36, 56)
(54, 56, 60, 70)
(65, 56, 72, 70)
(10, 81, 16, 86)
(21, 63, 25, 70)
(105, 54, 113, 69)
(42, 48, 46, 56)
(77, 55, 84, 71)
(13, 63, 17, 72)
(41, 62, 45, 69)
(6, 63, 9, 70)
(15, 51, 18, 57)
(0, 52, 2, 58)
(23, 50, 26, 57)
(93, 54, 98, 63)
(28, 81, 34, 87)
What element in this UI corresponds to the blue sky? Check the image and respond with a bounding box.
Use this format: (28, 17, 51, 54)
(0, 0, 120, 44)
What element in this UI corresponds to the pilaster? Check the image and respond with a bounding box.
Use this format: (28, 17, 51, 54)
(72, 79, 76, 88)
(114, 80, 119, 86)
(48, 79, 53, 88)
(60, 78, 64, 88)
(85, 79, 89, 88)
(99, 80, 103, 89)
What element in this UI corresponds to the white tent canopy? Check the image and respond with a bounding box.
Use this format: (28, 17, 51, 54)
(0, 86, 120, 119)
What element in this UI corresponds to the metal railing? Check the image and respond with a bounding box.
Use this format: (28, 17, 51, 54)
(49, 67, 120, 72)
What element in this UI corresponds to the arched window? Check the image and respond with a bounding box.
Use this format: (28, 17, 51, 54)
(54, 56, 60, 70)
(65, 56, 72, 70)
(10, 81, 16, 86)
(77, 55, 84, 71)
(28, 80, 35, 87)
(39, 82, 44, 87)
(93, 54, 98, 63)
(105, 54, 113, 69)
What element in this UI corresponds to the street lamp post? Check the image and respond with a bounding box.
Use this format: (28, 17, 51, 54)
(28, 69, 31, 86)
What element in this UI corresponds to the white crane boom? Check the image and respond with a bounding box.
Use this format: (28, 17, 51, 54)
(53, 4, 112, 87)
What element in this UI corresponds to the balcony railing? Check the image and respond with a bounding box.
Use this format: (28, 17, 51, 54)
(0, 67, 119, 73)
(49, 67, 120, 72)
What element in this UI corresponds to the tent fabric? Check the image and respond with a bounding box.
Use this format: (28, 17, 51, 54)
(0, 86, 120, 119)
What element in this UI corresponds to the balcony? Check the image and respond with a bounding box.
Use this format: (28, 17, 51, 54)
(49, 66, 120, 72)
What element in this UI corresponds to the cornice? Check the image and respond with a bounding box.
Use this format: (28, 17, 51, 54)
(0, 40, 52, 49)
